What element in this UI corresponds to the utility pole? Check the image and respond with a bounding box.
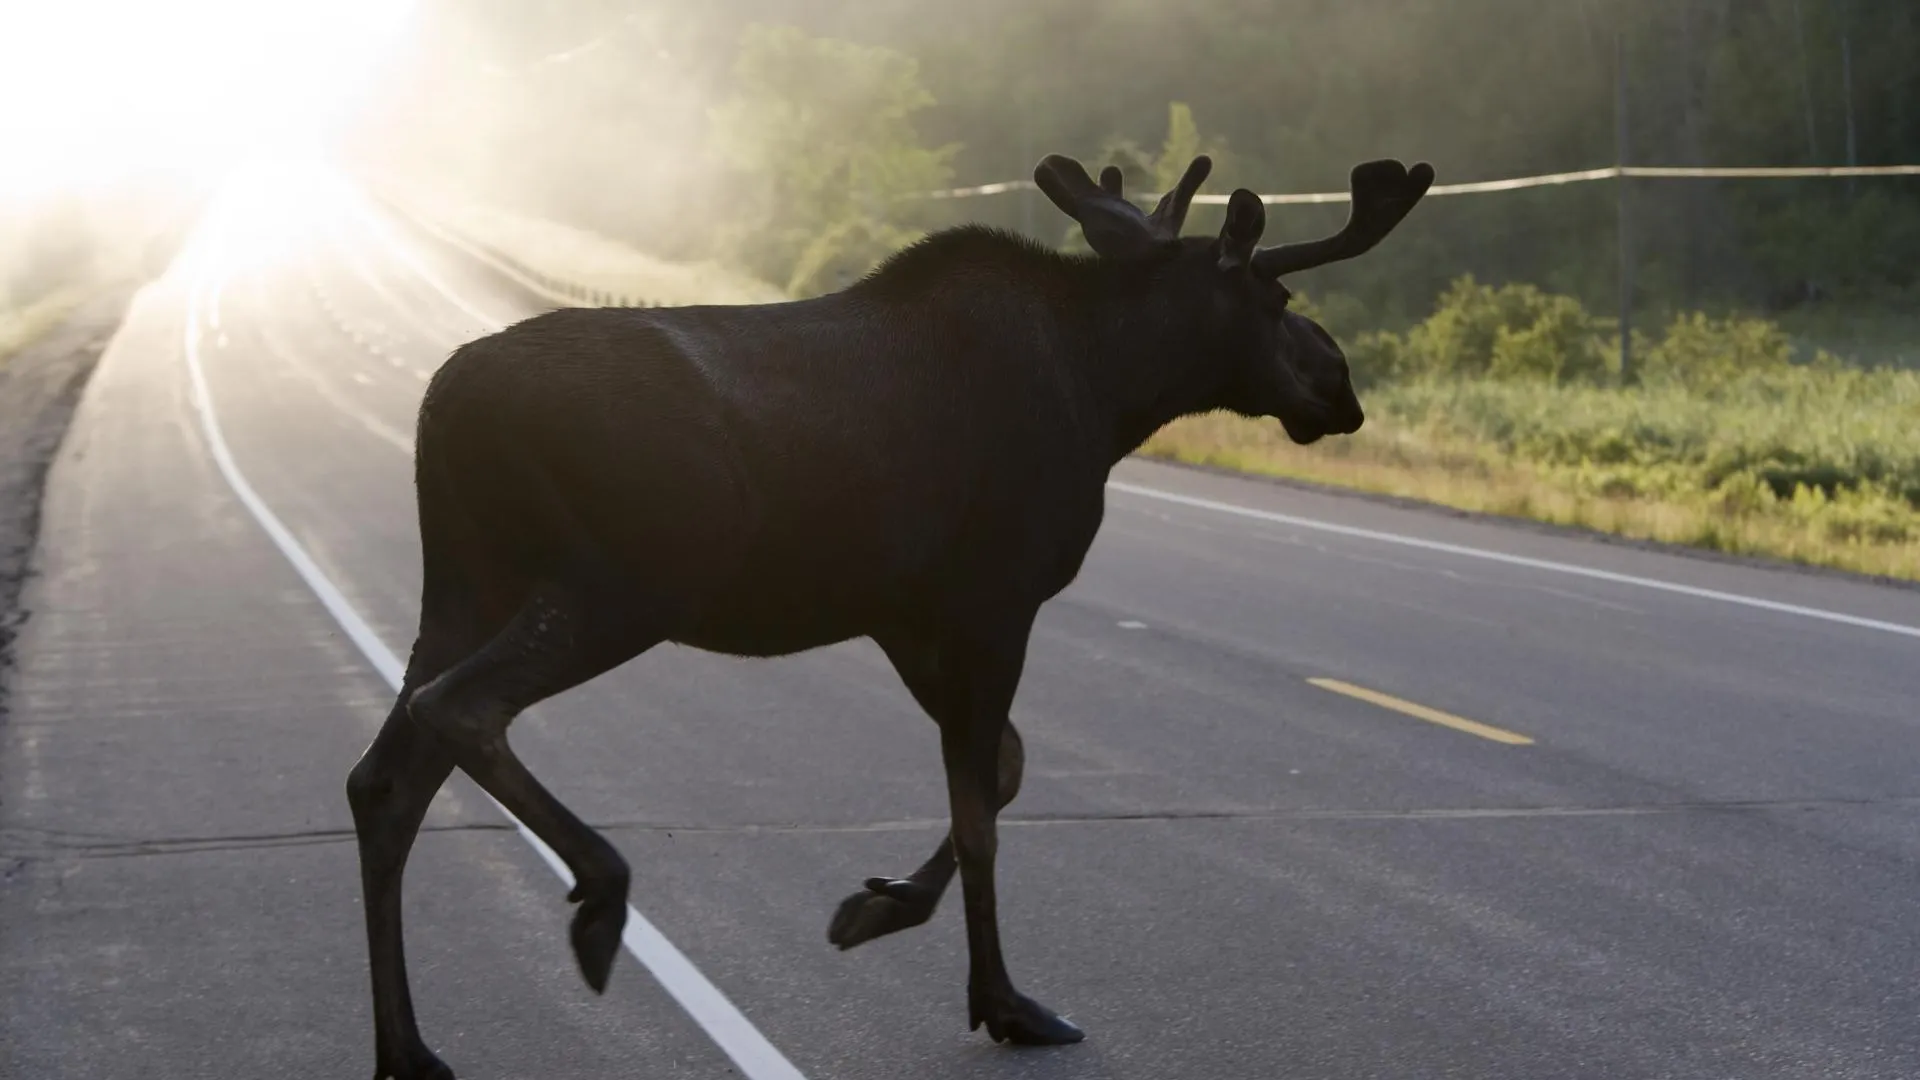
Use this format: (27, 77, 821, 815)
(1678, 0, 1705, 307)
(1615, 31, 1633, 383)
(1792, 0, 1820, 163)
(1841, 3, 1859, 196)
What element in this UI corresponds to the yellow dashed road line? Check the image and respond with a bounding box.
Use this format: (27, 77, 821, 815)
(1308, 678, 1535, 745)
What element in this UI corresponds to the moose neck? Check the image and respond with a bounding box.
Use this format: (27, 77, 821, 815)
(1073, 272, 1238, 466)
(853, 229, 1240, 467)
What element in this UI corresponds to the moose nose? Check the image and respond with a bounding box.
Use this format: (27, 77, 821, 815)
(1321, 370, 1364, 434)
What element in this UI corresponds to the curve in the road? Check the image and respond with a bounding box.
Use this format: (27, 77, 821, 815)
(181, 220, 809, 1080)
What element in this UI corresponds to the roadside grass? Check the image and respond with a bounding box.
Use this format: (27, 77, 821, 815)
(1144, 378, 1920, 582)
(1149, 279, 1920, 583)
(0, 287, 89, 371)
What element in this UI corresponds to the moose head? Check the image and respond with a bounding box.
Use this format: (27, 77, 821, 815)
(1034, 153, 1434, 445)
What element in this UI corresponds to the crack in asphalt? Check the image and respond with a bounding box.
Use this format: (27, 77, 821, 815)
(6, 793, 1917, 861)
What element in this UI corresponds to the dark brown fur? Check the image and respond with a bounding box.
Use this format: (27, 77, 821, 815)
(345, 153, 1431, 1078)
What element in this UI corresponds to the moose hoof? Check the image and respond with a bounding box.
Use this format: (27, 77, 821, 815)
(373, 1046, 456, 1080)
(827, 877, 939, 950)
(568, 878, 629, 993)
(969, 988, 1086, 1046)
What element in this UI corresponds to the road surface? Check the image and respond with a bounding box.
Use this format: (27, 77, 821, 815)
(4, 166, 1919, 1080)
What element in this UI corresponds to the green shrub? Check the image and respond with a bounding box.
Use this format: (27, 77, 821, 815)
(1370, 362, 1920, 511)
(1358, 275, 1615, 384)
(1641, 312, 1793, 388)
(1343, 328, 1409, 388)
(1488, 292, 1608, 383)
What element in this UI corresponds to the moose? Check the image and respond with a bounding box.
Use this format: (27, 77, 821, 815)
(346, 151, 1432, 1078)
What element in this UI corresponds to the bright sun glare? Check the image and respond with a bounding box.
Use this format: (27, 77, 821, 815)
(0, 0, 414, 198)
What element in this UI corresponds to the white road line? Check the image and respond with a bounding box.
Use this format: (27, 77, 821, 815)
(182, 251, 806, 1080)
(347, 193, 509, 331)
(246, 292, 417, 456)
(1108, 481, 1920, 640)
(327, 222, 487, 348)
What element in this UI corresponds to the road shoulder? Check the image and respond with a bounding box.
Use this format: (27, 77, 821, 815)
(0, 285, 140, 720)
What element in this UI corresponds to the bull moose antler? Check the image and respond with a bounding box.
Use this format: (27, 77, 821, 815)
(1033, 154, 1214, 259)
(1252, 159, 1436, 278)
(1035, 153, 1434, 278)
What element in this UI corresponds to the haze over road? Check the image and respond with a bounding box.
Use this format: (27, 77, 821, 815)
(4, 166, 1918, 1080)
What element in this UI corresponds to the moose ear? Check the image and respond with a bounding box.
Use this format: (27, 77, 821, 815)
(1098, 165, 1124, 197)
(1216, 188, 1267, 271)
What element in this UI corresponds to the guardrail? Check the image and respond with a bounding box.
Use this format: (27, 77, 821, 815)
(372, 188, 662, 310)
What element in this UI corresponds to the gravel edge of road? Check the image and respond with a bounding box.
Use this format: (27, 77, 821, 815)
(0, 285, 141, 720)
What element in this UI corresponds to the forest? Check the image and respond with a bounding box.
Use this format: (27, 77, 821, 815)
(350, 0, 1919, 313)
(341, 0, 1920, 577)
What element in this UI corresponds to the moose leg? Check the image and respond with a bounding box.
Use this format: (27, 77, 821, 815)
(827, 721, 1023, 949)
(939, 622, 1082, 1046)
(407, 583, 660, 994)
(347, 690, 458, 1080)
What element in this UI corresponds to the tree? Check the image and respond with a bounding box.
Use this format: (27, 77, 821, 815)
(707, 24, 956, 295)
(345, 0, 1920, 314)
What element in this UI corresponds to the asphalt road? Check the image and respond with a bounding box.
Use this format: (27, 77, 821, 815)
(4, 169, 1919, 1080)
